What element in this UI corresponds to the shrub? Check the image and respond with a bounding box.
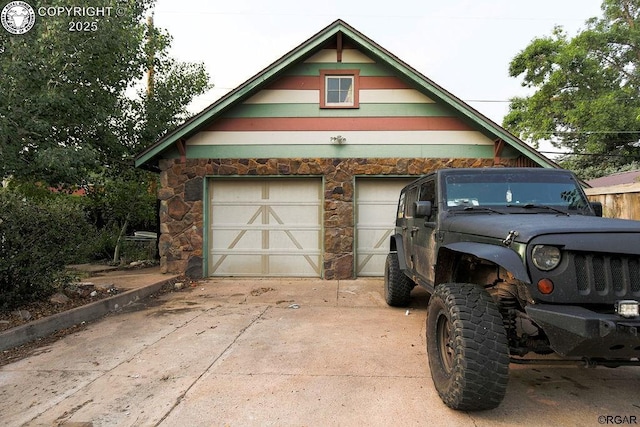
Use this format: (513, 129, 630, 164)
(0, 189, 96, 310)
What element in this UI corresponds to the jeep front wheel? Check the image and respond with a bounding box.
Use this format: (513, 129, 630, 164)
(426, 283, 509, 411)
(384, 252, 413, 307)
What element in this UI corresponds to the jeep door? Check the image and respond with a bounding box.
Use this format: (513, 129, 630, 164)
(412, 178, 437, 286)
(400, 185, 419, 271)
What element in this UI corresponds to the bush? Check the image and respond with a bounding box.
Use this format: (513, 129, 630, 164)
(0, 189, 96, 311)
(83, 171, 158, 264)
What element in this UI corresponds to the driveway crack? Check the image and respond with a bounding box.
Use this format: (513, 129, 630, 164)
(155, 305, 270, 426)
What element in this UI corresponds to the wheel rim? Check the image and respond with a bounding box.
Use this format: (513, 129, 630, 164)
(436, 312, 454, 373)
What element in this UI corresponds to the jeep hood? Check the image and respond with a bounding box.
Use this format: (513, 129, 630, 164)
(444, 213, 640, 243)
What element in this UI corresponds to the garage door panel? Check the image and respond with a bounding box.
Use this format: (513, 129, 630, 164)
(210, 255, 263, 276)
(210, 252, 320, 277)
(269, 254, 320, 276)
(356, 178, 414, 276)
(211, 229, 263, 250)
(267, 208, 320, 229)
(209, 178, 322, 277)
(269, 230, 321, 249)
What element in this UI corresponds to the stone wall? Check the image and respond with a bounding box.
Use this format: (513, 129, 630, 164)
(157, 157, 504, 279)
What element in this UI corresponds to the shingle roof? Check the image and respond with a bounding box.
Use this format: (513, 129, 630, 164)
(586, 170, 640, 187)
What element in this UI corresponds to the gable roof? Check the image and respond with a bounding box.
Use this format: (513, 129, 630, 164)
(135, 19, 558, 169)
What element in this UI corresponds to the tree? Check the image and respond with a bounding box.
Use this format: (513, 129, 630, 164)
(0, 1, 211, 284)
(0, 0, 153, 185)
(117, 17, 211, 156)
(0, 1, 211, 185)
(102, 17, 211, 263)
(504, 0, 640, 179)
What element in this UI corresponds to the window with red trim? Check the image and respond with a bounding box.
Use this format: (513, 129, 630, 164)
(320, 70, 359, 108)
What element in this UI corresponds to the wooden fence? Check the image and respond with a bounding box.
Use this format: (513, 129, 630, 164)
(585, 183, 640, 220)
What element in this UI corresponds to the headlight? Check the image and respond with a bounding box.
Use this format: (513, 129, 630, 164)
(532, 245, 561, 271)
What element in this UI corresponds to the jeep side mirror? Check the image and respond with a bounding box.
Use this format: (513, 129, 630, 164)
(414, 201, 433, 218)
(590, 201, 603, 217)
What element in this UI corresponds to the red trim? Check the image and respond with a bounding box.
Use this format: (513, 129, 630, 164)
(360, 76, 412, 89)
(269, 75, 411, 90)
(208, 117, 473, 132)
(320, 69, 360, 109)
(270, 76, 320, 90)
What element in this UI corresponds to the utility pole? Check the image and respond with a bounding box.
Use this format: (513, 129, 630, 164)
(146, 14, 154, 96)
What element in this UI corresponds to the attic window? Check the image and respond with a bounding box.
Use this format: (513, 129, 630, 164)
(320, 69, 359, 108)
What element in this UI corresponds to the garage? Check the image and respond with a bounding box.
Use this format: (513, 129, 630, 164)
(355, 178, 414, 276)
(136, 19, 552, 279)
(208, 178, 322, 277)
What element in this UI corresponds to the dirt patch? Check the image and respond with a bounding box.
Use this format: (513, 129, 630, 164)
(0, 285, 117, 333)
(250, 287, 276, 296)
(0, 322, 93, 367)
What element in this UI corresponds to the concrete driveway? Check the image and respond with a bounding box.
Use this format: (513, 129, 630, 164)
(1, 278, 639, 426)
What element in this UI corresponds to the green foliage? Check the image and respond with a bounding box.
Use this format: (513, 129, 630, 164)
(504, 0, 640, 179)
(0, 2, 211, 304)
(117, 60, 212, 154)
(0, 188, 96, 311)
(0, 0, 155, 185)
(85, 169, 157, 232)
(0, 0, 211, 184)
(142, 60, 212, 145)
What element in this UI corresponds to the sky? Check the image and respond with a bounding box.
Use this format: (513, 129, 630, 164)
(152, 0, 605, 156)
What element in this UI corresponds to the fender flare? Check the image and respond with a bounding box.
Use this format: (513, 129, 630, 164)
(390, 234, 408, 271)
(441, 241, 531, 283)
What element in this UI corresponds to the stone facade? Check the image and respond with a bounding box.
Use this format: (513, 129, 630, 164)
(158, 157, 516, 279)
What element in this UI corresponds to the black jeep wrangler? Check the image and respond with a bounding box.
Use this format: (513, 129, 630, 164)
(385, 167, 640, 411)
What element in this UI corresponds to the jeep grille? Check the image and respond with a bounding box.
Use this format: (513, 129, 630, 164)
(574, 252, 640, 296)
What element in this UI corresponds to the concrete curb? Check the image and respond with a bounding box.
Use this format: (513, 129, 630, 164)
(0, 276, 178, 352)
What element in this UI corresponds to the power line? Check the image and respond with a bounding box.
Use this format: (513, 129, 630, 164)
(538, 131, 640, 135)
(153, 9, 588, 22)
(539, 150, 640, 158)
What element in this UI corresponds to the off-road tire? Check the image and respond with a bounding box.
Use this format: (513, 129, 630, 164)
(384, 252, 414, 307)
(426, 283, 509, 411)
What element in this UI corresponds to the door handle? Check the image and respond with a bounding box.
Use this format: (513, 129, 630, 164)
(411, 226, 419, 235)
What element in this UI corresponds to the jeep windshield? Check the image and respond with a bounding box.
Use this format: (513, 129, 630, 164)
(443, 169, 592, 214)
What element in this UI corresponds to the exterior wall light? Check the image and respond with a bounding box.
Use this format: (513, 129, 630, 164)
(330, 135, 346, 144)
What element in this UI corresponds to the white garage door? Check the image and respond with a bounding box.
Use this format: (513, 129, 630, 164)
(356, 178, 414, 276)
(208, 178, 322, 277)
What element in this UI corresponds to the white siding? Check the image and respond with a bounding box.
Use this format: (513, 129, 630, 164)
(243, 89, 433, 104)
(187, 130, 493, 146)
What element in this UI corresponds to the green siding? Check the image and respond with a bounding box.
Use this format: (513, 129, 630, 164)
(285, 62, 395, 77)
(182, 144, 496, 159)
(225, 103, 456, 118)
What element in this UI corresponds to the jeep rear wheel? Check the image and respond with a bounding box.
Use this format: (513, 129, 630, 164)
(384, 252, 414, 307)
(426, 283, 509, 411)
